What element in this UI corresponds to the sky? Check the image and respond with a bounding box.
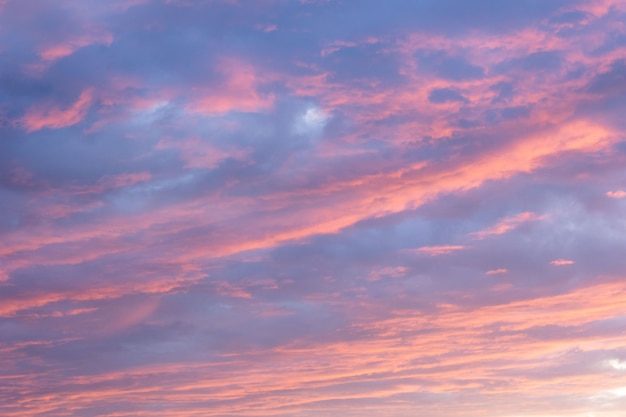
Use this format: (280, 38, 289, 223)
(1, 0, 626, 416)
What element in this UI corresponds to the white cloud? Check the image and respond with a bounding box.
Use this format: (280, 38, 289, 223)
(607, 359, 626, 370)
(294, 106, 329, 135)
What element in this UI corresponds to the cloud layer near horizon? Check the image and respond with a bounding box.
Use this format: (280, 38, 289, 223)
(2, 1, 626, 416)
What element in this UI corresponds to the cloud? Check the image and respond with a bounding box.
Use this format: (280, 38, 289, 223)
(412, 245, 466, 256)
(156, 136, 249, 169)
(586, 60, 626, 96)
(186, 58, 275, 115)
(551, 259, 575, 266)
(607, 190, 626, 198)
(19, 89, 94, 132)
(607, 359, 626, 371)
(3, 1, 626, 416)
(471, 212, 545, 240)
(38, 31, 113, 63)
(293, 106, 329, 135)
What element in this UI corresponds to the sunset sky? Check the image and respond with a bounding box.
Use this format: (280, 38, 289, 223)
(2, 1, 626, 416)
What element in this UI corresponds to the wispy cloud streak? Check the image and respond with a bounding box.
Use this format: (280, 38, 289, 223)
(1, 0, 626, 416)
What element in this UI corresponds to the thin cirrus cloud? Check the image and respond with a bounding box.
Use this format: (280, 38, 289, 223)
(551, 259, 575, 266)
(486, 268, 508, 275)
(470, 211, 546, 240)
(412, 245, 466, 256)
(19, 89, 94, 132)
(1, 0, 626, 417)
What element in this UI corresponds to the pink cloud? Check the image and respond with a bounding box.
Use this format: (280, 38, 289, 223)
(38, 32, 113, 62)
(412, 245, 466, 256)
(65, 172, 152, 195)
(9, 166, 35, 187)
(551, 259, 575, 266)
(186, 58, 274, 115)
(215, 282, 253, 299)
(486, 268, 508, 275)
(20, 89, 94, 132)
(255, 24, 277, 32)
(4, 2, 626, 416)
(157, 136, 249, 169)
(471, 212, 545, 240)
(368, 266, 408, 281)
(607, 190, 626, 199)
